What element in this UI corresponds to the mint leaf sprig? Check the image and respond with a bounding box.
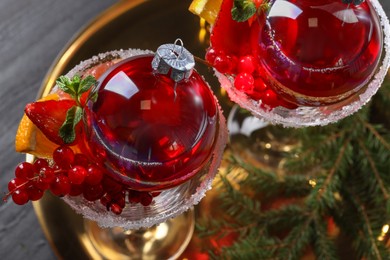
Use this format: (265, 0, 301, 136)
(231, 0, 270, 22)
(55, 75, 98, 144)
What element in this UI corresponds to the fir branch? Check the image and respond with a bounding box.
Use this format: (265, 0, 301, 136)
(219, 175, 262, 224)
(358, 116, 390, 150)
(357, 201, 383, 260)
(308, 138, 351, 211)
(312, 216, 338, 260)
(283, 217, 314, 260)
(229, 156, 312, 198)
(218, 228, 287, 260)
(358, 139, 390, 201)
(257, 205, 309, 232)
(341, 187, 389, 260)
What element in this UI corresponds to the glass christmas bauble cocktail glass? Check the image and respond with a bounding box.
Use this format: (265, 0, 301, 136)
(63, 47, 227, 230)
(213, 0, 390, 127)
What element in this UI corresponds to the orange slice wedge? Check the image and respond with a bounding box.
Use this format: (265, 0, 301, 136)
(15, 93, 60, 158)
(189, 0, 223, 25)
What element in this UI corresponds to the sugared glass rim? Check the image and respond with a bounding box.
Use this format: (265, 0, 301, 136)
(60, 49, 228, 229)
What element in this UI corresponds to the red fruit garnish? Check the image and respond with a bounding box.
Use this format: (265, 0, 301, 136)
(50, 175, 71, 196)
(53, 146, 75, 169)
(24, 99, 77, 145)
(12, 189, 29, 205)
(15, 162, 34, 180)
(210, 0, 254, 57)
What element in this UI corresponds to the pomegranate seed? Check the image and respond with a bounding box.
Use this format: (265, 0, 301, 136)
(100, 194, 112, 207)
(68, 166, 87, 185)
(12, 189, 29, 205)
(53, 146, 75, 169)
(140, 192, 153, 206)
(15, 162, 34, 180)
(151, 191, 161, 197)
(113, 193, 126, 208)
(110, 203, 123, 215)
(128, 190, 141, 204)
(102, 176, 122, 192)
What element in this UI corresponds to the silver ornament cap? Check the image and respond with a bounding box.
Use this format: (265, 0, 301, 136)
(152, 39, 195, 82)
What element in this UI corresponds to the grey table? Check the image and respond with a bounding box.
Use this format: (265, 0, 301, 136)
(1, 1, 390, 259)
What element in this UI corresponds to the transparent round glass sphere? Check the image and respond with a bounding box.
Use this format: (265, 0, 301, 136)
(61, 49, 227, 229)
(214, 0, 390, 127)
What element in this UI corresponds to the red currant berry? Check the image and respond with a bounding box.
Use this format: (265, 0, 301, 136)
(12, 189, 29, 205)
(213, 55, 232, 74)
(110, 203, 123, 215)
(39, 167, 55, 184)
(33, 178, 50, 191)
(140, 192, 153, 206)
(234, 73, 255, 92)
(83, 184, 104, 201)
(73, 154, 89, 168)
(8, 178, 27, 192)
(15, 162, 34, 180)
(53, 146, 75, 169)
(50, 175, 71, 196)
(205, 47, 218, 64)
(27, 186, 44, 201)
(85, 165, 103, 186)
(33, 158, 49, 173)
(68, 166, 87, 185)
(261, 89, 280, 110)
(238, 55, 256, 74)
(69, 184, 83, 196)
(254, 77, 268, 92)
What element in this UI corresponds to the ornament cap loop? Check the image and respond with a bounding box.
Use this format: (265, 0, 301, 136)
(152, 39, 195, 82)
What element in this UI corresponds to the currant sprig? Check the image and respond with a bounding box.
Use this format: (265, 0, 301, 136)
(4, 145, 159, 214)
(55, 75, 97, 144)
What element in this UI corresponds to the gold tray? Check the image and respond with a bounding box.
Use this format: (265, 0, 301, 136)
(32, 0, 231, 259)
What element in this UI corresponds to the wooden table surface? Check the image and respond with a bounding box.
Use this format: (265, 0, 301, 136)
(0, 1, 389, 259)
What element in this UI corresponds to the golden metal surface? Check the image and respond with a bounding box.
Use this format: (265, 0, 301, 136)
(32, 0, 231, 259)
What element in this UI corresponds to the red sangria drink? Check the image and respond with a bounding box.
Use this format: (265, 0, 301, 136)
(205, 0, 390, 127)
(258, 0, 382, 105)
(83, 54, 219, 191)
(57, 47, 228, 229)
